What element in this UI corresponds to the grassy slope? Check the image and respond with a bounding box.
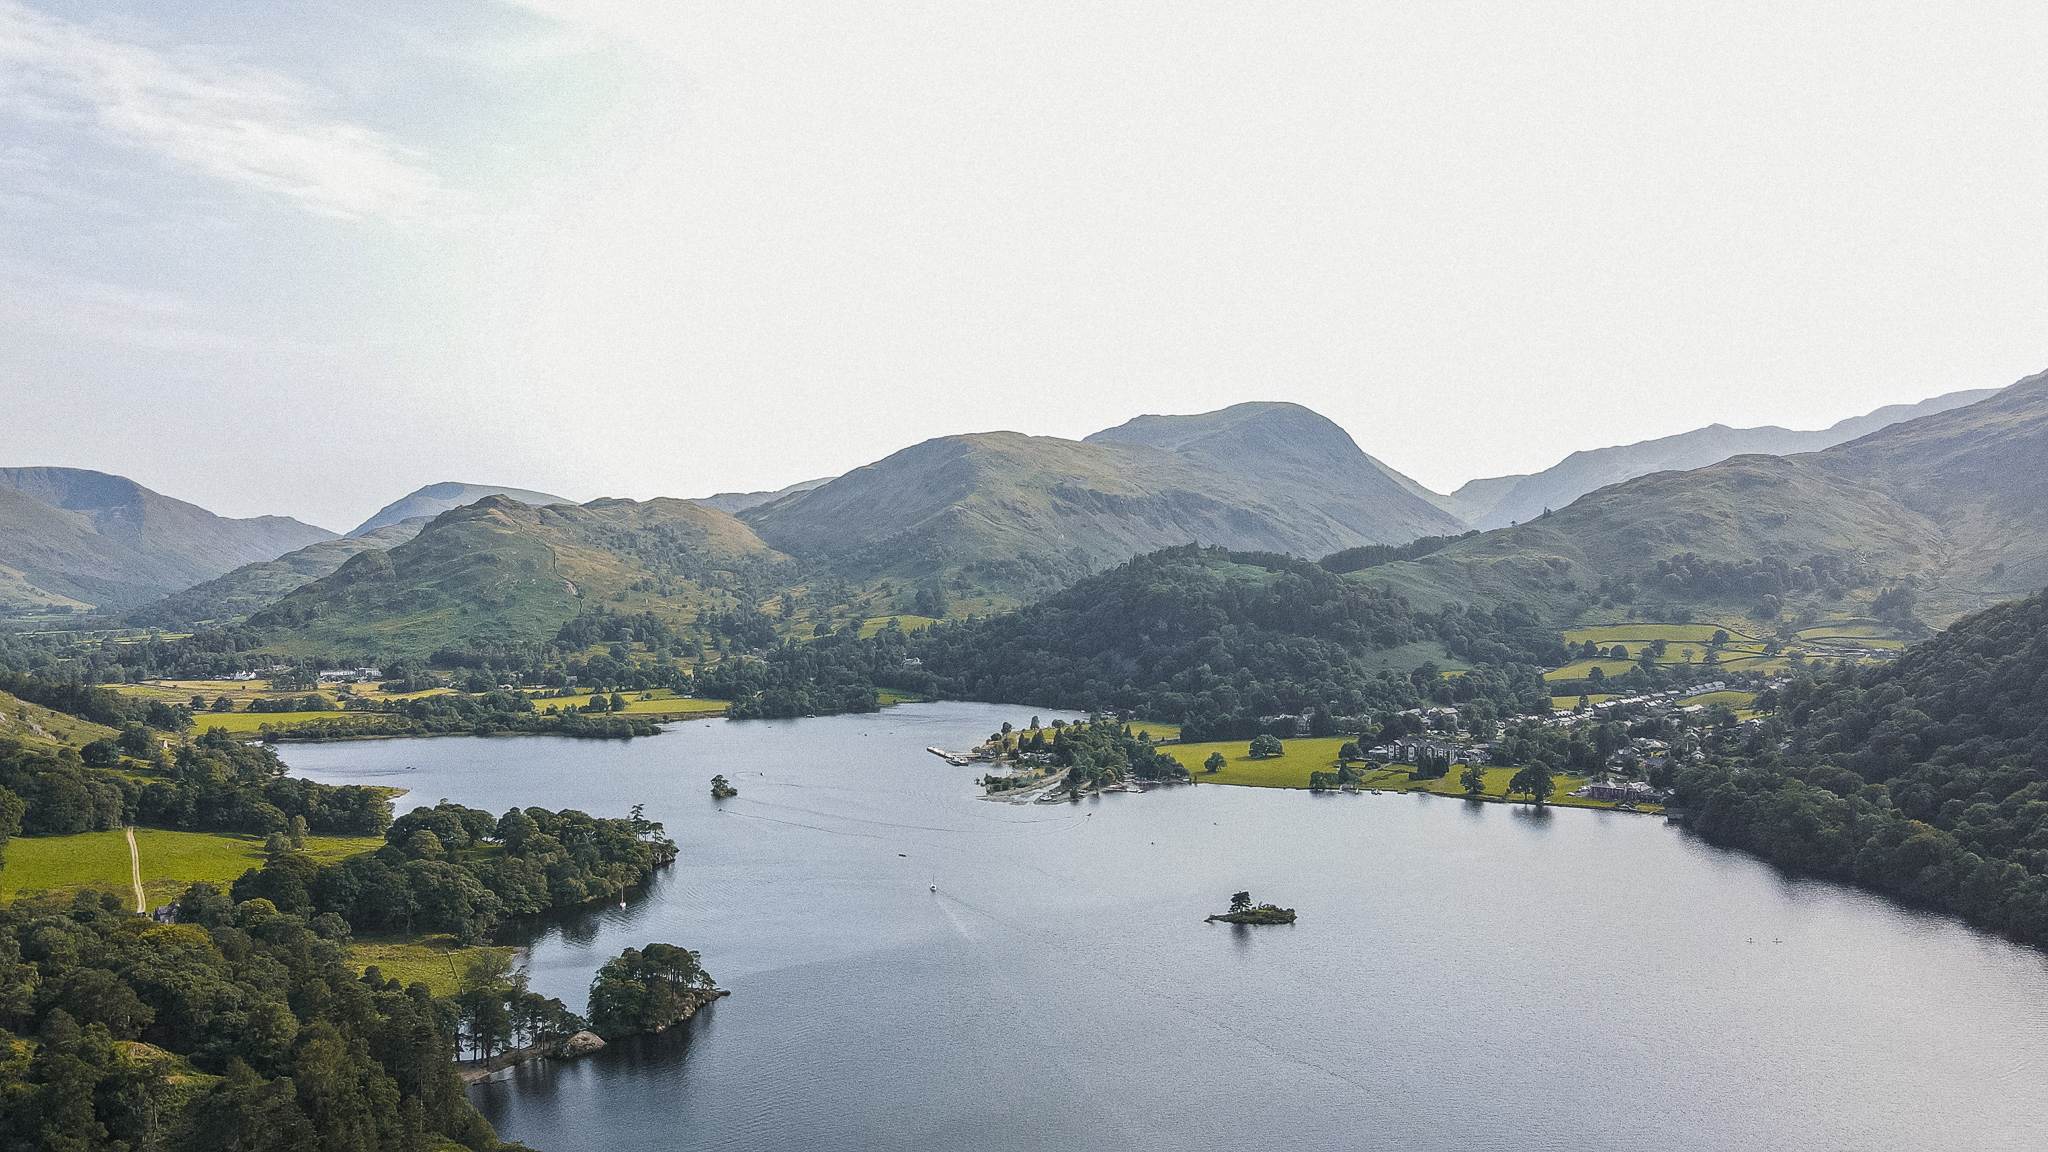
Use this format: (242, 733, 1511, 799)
(0, 689, 122, 748)
(349, 936, 516, 997)
(255, 495, 791, 656)
(129, 521, 425, 627)
(3, 829, 384, 905)
(1363, 454, 1948, 622)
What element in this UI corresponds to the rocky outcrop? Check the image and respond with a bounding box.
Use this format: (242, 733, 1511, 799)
(552, 1030, 607, 1059)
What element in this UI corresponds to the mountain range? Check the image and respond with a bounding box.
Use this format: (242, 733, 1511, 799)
(1366, 372, 2048, 628)
(6, 378, 2037, 649)
(739, 402, 1464, 598)
(1431, 389, 1999, 530)
(0, 468, 334, 611)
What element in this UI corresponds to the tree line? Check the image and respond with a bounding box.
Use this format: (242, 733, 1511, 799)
(232, 800, 675, 944)
(1671, 587, 2048, 947)
(0, 728, 390, 842)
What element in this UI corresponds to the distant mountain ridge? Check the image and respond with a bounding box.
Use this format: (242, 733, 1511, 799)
(0, 467, 335, 611)
(692, 477, 834, 515)
(1438, 388, 2000, 529)
(740, 402, 1465, 598)
(349, 482, 571, 536)
(126, 519, 430, 628)
(1366, 373, 2048, 628)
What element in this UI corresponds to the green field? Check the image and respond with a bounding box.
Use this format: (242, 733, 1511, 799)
(1161, 737, 1632, 810)
(858, 614, 938, 638)
(188, 691, 733, 735)
(536, 689, 728, 715)
(2, 830, 132, 902)
(4, 828, 385, 905)
(1128, 720, 1182, 743)
(1562, 623, 1749, 645)
(350, 935, 516, 996)
(1551, 694, 1621, 711)
(195, 711, 363, 734)
(1544, 659, 1643, 682)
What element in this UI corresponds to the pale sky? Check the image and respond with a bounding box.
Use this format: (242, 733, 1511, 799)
(3, 1, 2046, 532)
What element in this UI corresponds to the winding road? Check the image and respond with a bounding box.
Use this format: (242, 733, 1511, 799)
(124, 826, 144, 913)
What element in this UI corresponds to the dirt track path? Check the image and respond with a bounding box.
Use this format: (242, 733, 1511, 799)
(124, 827, 144, 913)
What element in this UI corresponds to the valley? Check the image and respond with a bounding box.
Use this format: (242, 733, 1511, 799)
(3, 376, 2046, 1152)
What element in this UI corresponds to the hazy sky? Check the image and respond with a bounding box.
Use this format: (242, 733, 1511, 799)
(4, 1, 2046, 531)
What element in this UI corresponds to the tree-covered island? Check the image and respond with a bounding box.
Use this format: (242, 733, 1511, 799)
(1207, 891, 1297, 924)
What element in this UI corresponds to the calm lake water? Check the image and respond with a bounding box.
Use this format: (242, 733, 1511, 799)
(284, 702, 2048, 1151)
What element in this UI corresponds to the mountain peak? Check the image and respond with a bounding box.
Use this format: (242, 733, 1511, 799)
(0, 466, 335, 611)
(350, 482, 572, 536)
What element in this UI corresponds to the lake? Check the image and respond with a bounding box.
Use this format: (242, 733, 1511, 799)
(284, 702, 2048, 1151)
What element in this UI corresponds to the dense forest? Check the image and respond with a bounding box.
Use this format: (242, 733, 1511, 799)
(234, 800, 675, 943)
(1673, 588, 2048, 945)
(0, 729, 390, 841)
(695, 624, 932, 718)
(0, 888, 523, 1152)
(911, 546, 1562, 738)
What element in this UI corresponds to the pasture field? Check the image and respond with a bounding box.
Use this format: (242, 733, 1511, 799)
(1127, 720, 1182, 743)
(3, 828, 386, 904)
(121, 681, 456, 713)
(532, 689, 728, 715)
(1678, 689, 1758, 709)
(350, 935, 516, 997)
(2, 830, 131, 901)
(195, 711, 362, 734)
(1551, 694, 1622, 712)
(858, 614, 938, 638)
(1160, 737, 1630, 811)
(1796, 622, 1891, 639)
(1562, 623, 1741, 646)
(1544, 659, 1644, 682)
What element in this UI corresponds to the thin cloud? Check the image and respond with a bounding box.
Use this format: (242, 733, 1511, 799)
(0, 1, 442, 220)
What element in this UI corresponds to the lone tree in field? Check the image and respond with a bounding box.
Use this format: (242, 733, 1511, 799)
(1338, 741, 1361, 765)
(1507, 765, 1555, 806)
(1460, 762, 1487, 795)
(1204, 752, 1227, 774)
(1249, 733, 1284, 759)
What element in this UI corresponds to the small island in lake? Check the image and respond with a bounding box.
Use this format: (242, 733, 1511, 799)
(1207, 890, 1296, 924)
(711, 773, 739, 798)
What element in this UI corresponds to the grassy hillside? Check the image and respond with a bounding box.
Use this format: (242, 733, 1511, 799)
(0, 688, 121, 749)
(127, 519, 427, 628)
(1361, 371, 2048, 632)
(250, 495, 793, 656)
(743, 402, 1464, 600)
